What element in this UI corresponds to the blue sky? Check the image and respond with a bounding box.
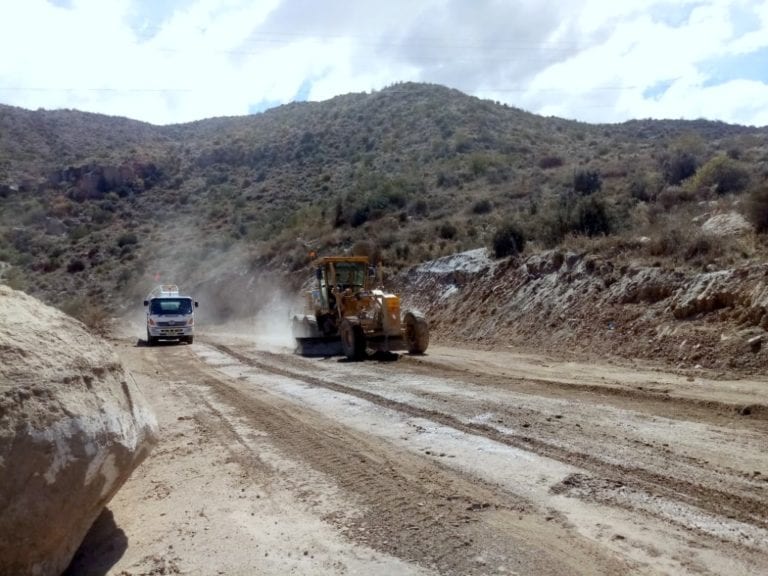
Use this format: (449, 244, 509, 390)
(1, 0, 767, 126)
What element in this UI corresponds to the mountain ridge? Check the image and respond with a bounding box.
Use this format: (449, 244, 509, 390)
(1, 82, 766, 334)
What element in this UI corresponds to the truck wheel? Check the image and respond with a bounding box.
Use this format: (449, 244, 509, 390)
(404, 311, 429, 354)
(146, 330, 155, 347)
(340, 318, 366, 361)
(185, 336, 194, 344)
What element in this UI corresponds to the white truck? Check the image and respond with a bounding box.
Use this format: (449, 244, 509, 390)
(143, 284, 198, 346)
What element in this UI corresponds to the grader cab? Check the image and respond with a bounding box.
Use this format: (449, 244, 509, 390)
(291, 256, 429, 360)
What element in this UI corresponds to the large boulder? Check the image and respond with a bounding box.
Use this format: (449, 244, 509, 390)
(0, 285, 158, 576)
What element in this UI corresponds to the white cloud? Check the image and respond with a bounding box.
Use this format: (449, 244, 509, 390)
(0, 0, 766, 126)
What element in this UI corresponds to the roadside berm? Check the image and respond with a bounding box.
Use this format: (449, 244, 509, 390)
(0, 285, 158, 576)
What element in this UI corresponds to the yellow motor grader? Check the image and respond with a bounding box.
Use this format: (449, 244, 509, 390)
(291, 256, 429, 360)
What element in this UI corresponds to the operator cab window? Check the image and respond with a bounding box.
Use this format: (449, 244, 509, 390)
(334, 263, 365, 290)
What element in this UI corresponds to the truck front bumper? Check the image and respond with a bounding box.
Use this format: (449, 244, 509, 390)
(148, 325, 194, 338)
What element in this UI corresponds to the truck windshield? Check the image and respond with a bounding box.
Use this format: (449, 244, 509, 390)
(150, 298, 193, 315)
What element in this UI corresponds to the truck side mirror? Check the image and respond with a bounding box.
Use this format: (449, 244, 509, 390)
(143, 300, 148, 307)
(195, 301, 199, 308)
(315, 268, 322, 280)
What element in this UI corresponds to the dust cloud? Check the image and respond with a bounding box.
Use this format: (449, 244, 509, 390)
(119, 216, 307, 349)
(194, 275, 302, 353)
(193, 291, 296, 351)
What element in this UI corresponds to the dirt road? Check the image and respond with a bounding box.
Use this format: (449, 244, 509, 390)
(66, 332, 768, 575)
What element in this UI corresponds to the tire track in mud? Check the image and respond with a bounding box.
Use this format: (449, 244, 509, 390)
(163, 347, 626, 576)
(208, 342, 768, 536)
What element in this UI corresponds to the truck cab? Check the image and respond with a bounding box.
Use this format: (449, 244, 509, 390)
(143, 284, 198, 346)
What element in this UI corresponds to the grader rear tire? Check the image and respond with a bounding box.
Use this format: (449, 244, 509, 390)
(405, 311, 429, 354)
(340, 318, 366, 361)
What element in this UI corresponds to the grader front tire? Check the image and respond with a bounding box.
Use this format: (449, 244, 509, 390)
(405, 311, 429, 354)
(340, 319, 366, 361)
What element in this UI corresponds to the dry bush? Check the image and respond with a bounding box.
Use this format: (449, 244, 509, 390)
(60, 297, 112, 336)
(745, 185, 768, 233)
(558, 233, 645, 260)
(657, 185, 697, 210)
(351, 239, 382, 263)
(641, 214, 743, 267)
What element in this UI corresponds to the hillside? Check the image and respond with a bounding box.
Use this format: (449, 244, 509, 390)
(2, 82, 768, 367)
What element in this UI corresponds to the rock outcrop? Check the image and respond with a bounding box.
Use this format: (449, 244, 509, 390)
(0, 286, 158, 576)
(400, 249, 768, 372)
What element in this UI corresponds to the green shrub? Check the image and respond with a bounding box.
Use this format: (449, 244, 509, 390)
(436, 171, 459, 188)
(117, 232, 139, 247)
(410, 199, 429, 217)
(573, 169, 602, 195)
(469, 154, 491, 176)
(471, 199, 493, 214)
(693, 155, 750, 195)
(538, 155, 564, 169)
(66, 258, 86, 273)
(572, 196, 611, 236)
(350, 206, 369, 227)
(491, 222, 526, 257)
(628, 172, 661, 202)
(661, 150, 698, 185)
(439, 222, 458, 240)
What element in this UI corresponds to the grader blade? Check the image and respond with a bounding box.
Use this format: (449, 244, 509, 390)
(294, 336, 343, 357)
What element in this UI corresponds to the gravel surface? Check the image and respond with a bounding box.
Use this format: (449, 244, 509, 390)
(67, 330, 768, 575)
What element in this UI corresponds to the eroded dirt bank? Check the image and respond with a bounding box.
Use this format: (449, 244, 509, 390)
(67, 330, 768, 576)
(398, 248, 768, 374)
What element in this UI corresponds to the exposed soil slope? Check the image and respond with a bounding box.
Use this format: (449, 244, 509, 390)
(401, 248, 768, 372)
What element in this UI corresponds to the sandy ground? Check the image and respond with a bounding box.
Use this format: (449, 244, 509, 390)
(65, 330, 768, 576)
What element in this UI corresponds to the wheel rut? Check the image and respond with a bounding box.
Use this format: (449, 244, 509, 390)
(207, 342, 768, 535)
(165, 347, 624, 575)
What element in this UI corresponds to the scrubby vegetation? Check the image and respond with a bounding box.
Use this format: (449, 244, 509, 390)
(1, 82, 767, 312)
(492, 222, 526, 258)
